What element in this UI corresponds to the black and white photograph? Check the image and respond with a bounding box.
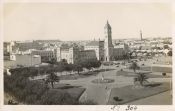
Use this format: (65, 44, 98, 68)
(1, 0, 174, 110)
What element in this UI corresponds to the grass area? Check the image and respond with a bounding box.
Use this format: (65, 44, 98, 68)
(155, 56, 172, 65)
(51, 87, 86, 100)
(48, 83, 86, 100)
(108, 82, 171, 105)
(117, 70, 171, 78)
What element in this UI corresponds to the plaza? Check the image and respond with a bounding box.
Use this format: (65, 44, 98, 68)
(55, 56, 172, 105)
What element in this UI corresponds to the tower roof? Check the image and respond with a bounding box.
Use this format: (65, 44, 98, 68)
(105, 20, 111, 29)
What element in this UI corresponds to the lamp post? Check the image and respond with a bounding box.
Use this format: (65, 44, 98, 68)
(35, 65, 40, 76)
(101, 64, 104, 80)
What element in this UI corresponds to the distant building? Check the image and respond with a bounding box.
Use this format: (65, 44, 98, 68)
(113, 43, 129, 60)
(85, 21, 129, 61)
(56, 45, 79, 64)
(85, 40, 104, 61)
(31, 49, 56, 62)
(4, 42, 15, 54)
(78, 50, 97, 61)
(56, 44, 97, 64)
(13, 41, 43, 52)
(10, 54, 41, 67)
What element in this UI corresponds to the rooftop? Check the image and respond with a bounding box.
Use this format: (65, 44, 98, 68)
(86, 41, 101, 46)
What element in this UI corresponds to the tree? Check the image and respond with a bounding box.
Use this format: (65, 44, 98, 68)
(129, 62, 140, 73)
(134, 73, 149, 86)
(65, 64, 74, 75)
(83, 59, 101, 71)
(73, 64, 83, 74)
(164, 45, 169, 49)
(49, 58, 57, 64)
(46, 72, 60, 88)
(168, 50, 172, 56)
(92, 60, 101, 69)
(123, 53, 130, 62)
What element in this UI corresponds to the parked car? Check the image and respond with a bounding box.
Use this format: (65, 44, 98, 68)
(116, 65, 119, 67)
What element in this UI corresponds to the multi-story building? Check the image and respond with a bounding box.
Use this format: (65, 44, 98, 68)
(31, 49, 56, 62)
(113, 43, 129, 60)
(56, 45, 79, 64)
(78, 50, 97, 61)
(56, 44, 96, 64)
(84, 21, 129, 61)
(84, 40, 104, 61)
(3, 42, 15, 54)
(10, 54, 41, 67)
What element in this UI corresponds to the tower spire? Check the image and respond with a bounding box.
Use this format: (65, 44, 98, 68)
(140, 30, 143, 41)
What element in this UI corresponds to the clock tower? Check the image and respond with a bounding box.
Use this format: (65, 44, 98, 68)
(104, 20, 114, 61)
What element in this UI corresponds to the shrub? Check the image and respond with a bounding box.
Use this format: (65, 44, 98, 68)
(162, 73, 166, 76)
(113, 96, 122, 101)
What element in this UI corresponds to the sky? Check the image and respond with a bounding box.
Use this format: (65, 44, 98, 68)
(3, 3, 172, 41)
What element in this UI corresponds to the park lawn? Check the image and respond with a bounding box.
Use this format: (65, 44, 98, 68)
(117, 70, 171, 78)
(65, 88, 85, 100)
(108, 82, 171, 105)
(51, 87, 86, 100)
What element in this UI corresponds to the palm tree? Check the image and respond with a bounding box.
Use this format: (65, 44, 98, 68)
(129, 62, 140, 73)
(46, 72, 60, 88)
(134, 72, 149, 86)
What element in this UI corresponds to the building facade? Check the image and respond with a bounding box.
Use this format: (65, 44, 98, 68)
(56, 46, 79, 64)
(31, 49, 56, 62)
(10, 54, 41, 67)
(85, 21, 128, 61)
(84, 41, 104, 61)
(78, 50, 97, 61)
(56, 45, 96, 64)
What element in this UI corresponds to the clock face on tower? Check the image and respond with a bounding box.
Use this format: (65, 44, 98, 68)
(108, 29, 111, 32)
(105, 30, 107, 34)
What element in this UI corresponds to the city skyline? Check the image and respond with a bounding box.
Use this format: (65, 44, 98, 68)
(4, 3, 172, 41)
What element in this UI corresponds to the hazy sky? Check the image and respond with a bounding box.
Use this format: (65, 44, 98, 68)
(3, 3, 172, 41)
